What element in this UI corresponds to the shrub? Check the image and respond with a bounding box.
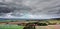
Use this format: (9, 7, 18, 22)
(38, 23, 48, 26)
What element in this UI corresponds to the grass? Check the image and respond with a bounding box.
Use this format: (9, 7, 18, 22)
(0, 24, 24, 29)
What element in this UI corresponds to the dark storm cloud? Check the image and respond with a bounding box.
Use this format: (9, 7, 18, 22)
(0, 0, 60, 19)
(0, 1, 32, 13)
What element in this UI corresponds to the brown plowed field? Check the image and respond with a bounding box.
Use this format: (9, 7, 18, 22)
(35, 25, 60, 29)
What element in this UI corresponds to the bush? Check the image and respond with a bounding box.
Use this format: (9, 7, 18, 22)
(33, 22, 48, 26)
(38, 23, 48, 26)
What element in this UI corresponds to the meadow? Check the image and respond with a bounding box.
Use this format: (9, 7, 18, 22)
(0, 24, 24, 29)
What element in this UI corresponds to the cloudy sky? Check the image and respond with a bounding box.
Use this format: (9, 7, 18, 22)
(0, 0, 60, 19)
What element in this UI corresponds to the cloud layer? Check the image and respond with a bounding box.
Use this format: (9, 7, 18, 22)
(0, 0, 60, 19)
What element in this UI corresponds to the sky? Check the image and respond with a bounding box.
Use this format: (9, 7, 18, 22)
(0, 0, 60, 19)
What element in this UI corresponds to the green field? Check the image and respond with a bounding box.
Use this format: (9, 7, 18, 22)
(0, 24, 24, 29)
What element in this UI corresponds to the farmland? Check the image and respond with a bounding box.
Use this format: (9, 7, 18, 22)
(36, 25, 60, 29)
(0, 24, 60, 29)
(0, 18, 60, 29)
